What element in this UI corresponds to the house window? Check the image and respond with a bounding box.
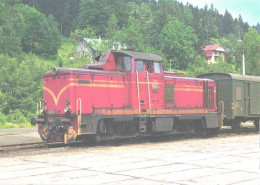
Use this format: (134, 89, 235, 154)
(236, 85, 242, 100)
(154, 62, 161, 73)
(124, 56, 131, 71)
(136, 61, 144, 72)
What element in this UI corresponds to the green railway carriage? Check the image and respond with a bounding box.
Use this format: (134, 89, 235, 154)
(197, 73, 260, 129)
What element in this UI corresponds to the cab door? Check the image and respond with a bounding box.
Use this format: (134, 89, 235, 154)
(147, 61, 164, 109)
(136, 60, 149, 114)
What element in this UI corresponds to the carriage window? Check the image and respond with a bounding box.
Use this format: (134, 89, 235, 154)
(136, 61, 144, 72)
(154, 62, 161, 73)
(124, 56, 131, 71)
(236, 86, 242, 100)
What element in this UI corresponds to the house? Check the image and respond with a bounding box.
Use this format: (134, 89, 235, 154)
(74, 37, 104, 62)
(74, 37, 126, 62)
(204, 44, 225, 64)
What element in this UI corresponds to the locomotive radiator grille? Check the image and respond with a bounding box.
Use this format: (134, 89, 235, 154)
(208, 86, 214, 109)
(203, 84, 214, 109)
(164, 84, 174, 104)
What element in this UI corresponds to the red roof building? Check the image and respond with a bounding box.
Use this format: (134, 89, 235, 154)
(204, 44, 225, 64)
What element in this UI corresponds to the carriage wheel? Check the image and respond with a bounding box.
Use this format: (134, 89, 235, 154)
(231, 120, 241, 132)
(254, 119, 259, 131)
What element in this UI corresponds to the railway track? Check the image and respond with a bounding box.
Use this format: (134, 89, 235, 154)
(0, 126, 257, 153)
(0, 142, 48, 153)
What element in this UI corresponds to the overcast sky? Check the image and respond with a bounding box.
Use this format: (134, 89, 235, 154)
(178, 0, 260, 26)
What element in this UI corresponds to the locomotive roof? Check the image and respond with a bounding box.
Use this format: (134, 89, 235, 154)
(112, 50, 163, 62)
(197, 73, 260, 82)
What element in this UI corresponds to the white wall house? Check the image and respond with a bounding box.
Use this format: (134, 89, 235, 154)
(204, 44, 225, 64)
(74, 37, 126, 63)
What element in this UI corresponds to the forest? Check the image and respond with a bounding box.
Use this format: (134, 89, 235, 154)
(0, 0, 260, 126)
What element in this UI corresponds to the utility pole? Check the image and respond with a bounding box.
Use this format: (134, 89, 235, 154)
(237, 38, 245, 75)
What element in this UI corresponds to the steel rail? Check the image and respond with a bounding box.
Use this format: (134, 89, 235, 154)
(0, 142, 48, 153)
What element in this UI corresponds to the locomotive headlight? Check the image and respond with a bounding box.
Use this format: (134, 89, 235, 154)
(40, 100, 47, 114)
(40, 106, 47, 114)
(66, 99, 70, 105)
(64, 99, 70, 113)
(64, 105, 70, 113)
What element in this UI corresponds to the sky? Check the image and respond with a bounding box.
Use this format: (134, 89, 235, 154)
(178, 0, 260, 26)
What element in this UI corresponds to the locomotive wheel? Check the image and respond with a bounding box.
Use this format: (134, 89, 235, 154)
(95, 134, 101, 143)
(201, 118, 207, 137)
(90, 134, 101, 143)
(208, 128, 219, 136)
(39, 124, 50, 141)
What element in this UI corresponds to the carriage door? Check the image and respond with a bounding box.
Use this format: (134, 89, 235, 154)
(248, 82, 260, 115)
(136, 60, 149, 114)
(233, 81, 244, 117)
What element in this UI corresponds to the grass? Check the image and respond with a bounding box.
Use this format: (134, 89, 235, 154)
(58, 37, 76, 66)
(0, 122, 35, 129)
(169, 68, 190, 76)
(58, 37, 93, 68)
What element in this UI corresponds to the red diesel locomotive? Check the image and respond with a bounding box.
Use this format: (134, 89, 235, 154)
(31, 50, 222, 144)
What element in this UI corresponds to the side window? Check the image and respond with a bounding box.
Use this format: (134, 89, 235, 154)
(116, 57, 124, 71)
(124, 56, 131, 71)
(146, 62, 153, 73)
(236, 85, 242, 100)
(154, 62, 161, 73)
(136, 61, 144, 72)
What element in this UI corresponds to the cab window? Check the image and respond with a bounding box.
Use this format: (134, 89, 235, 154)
(146, 62, 153, 73)
(136, 61, 144, 72)
(116, 56, 124, 71)
(154, 62, 161, 73)
(124, 56, 131, 71)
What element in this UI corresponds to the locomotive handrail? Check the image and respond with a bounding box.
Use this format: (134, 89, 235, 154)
(146, 71, 151, 115)
(219, 101, 224, 127)
(77, 98, 82, 134)
(136, 70, 141, 115)
(219, 101, 224, 113)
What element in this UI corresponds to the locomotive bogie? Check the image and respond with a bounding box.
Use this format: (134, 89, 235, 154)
(34, 114, 78, 144)
(78, 113, 219, 142)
